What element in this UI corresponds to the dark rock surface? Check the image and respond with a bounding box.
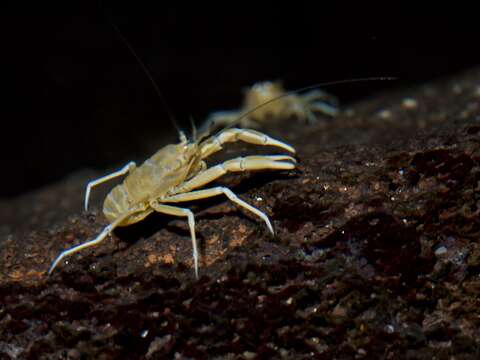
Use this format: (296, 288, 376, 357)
(2, 68, 480, 359)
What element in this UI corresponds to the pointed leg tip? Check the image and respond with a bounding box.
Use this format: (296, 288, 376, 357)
(48, 254, 64, 275)
(279, 145, 294, 154)
(47, 263, 56, 276)
(268, 224, 275, 235)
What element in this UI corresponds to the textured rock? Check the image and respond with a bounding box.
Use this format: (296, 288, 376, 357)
(2, 68, 480, 359)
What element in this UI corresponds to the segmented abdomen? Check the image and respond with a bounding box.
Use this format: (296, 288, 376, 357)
(103, 183, 132, 223)
(102, 162, 165, 225)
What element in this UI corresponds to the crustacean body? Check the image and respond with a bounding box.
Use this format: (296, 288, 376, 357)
(48, 128, 296, 278)
(202, 81, 338, 131)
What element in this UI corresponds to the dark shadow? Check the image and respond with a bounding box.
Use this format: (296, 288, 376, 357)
(106, 171, 294, 253)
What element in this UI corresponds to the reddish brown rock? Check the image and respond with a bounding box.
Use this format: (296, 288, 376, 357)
(2, 68, 480, 359)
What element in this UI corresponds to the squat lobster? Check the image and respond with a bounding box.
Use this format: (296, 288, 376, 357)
(48, 128, 296, 279)
(201, 81, 338, 132)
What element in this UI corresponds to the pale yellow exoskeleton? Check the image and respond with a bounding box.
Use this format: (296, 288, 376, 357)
(48, 128, 296, 279)
(202, 81, 338, 131)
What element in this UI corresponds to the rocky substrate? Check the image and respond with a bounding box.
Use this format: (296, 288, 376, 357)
(2, 69, 480, 359)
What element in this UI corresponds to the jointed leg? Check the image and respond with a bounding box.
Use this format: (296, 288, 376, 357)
(149, 202, 199, 279)
(84, 161, 136, 211)
(308, 102, 339, 118)
(198, 110, 241, 135)
(48, 210, 136, 275)
(174, 155, 296, 193)
(48, 224, 114, 275)
(302, 89, 339, 106)
(163, 155, 295, 277)
(302, 90, 339, 120)
(200, 128, 296, 158)
(164, 186, 274, 234)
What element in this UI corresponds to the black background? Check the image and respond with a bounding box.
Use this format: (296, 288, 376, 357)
(2, 5, 479, 198)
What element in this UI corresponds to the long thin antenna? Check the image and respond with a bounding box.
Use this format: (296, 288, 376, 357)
(104, 12, 182, 134)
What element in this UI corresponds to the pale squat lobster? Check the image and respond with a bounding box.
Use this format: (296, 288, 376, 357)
(201, 81, 338, 132)
(48, 128, 296, 279)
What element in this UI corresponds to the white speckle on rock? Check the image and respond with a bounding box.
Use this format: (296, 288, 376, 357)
(384, 324, 395, 333)
(435, 246, 448, 256)
(402, 98, 418, 109)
